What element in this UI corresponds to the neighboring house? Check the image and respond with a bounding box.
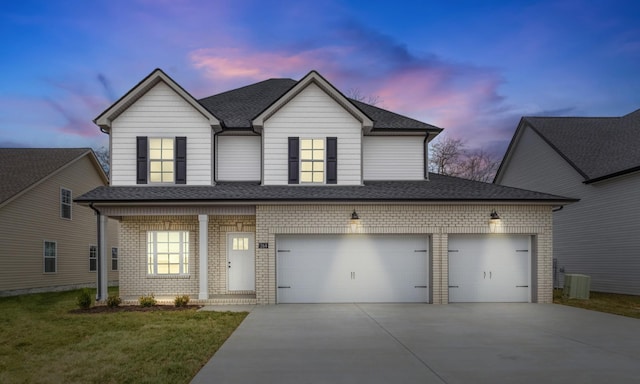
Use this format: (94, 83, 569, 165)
(495, 110, 640, 295)
(0, 148, 119, 296)
(76, 69, 574, 304)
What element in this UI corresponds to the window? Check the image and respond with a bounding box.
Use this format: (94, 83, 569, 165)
(89, 245, 97, 272)
(44, 241, 57, 273)
(232, 237, 249, 251)
(288, 137, 336, 184)
(147, 231, 189, 275)
(111, 247, 118, 271)
(61, 188, 72, 219)
(149, 138, 174, 183)
(300, 139, 324, 183)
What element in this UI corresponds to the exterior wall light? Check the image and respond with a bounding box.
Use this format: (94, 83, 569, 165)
(489, 210, 501, 233)
(350, 210, 360, 232)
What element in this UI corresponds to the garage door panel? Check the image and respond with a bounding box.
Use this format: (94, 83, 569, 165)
(277, 235, 429, 303)
(449, 235, 530, 303)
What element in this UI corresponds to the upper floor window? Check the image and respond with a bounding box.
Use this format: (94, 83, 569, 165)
(61, 188, 72, 219)
(136, 136, 187, 185)
(149, 138, 174, 183)
(288, 137, 337, 185)
(300, 139, 324, 183)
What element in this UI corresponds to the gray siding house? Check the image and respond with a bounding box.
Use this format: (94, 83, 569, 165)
(0, 148, 119, 296)
(495, 109, 640, 295)
(77, 69, 574, 304)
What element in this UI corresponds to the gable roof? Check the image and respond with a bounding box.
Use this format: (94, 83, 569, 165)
(94, 68, 221, 132)
(496, 108, 640, 184)
(198, 71, 442, 136)
(76, 173, 575, 205)
(0, 148, 103, 207)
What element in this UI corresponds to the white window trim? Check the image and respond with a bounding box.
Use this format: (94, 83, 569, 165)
(60, 188, 72, 220)
(147, 231, 189, 276)
(43, 240, 57, 274)
(300, 138, 325, 184)
(148, 137, 175, 184)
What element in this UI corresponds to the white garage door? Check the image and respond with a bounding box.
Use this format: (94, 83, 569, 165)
(448, 235, 531, 302)
(277, 235, 429, 303)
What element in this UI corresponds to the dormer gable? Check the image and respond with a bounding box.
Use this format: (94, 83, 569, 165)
(94, 68, 221, 132)
(252, 70, 373, 133)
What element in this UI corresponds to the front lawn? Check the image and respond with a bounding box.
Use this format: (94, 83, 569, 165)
(553, 289, 640, 319)
(0, 288, 247, 384)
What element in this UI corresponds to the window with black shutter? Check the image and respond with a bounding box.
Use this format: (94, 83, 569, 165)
(136, 136, 148, 184)
(175, 137, 187, 184)
(288, 137, 299, 184)
(326, 137, 337, 184)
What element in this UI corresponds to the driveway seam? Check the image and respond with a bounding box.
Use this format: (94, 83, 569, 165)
(355, 304, 448, 384)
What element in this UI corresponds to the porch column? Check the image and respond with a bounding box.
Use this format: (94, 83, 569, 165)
(198, 214, 209, 300)
(97, 214, 108, 301)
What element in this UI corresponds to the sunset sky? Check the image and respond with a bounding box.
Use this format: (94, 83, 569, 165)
(2, 0, 639, 157)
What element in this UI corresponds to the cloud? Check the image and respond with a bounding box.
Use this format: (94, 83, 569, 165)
(188, 19, 514, 154)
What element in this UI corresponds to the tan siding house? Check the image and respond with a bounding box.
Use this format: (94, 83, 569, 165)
(79, 69, 574, 305)
(0, 149, 118, 296)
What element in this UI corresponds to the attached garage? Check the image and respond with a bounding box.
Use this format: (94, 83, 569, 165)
(276, 234, 429, 303)
(448, 235, 532, 302)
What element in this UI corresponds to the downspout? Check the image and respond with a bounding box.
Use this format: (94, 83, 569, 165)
(89, 203, 105, 301)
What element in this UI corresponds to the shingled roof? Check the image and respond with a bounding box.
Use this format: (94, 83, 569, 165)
(198, 77, 441, 132)
(76, 173, 574, 204)
(0, 148, 94, 205)
(516, 108, 640, 183)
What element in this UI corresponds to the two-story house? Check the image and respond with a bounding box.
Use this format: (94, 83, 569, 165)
(495, 110, 640, 295)
(76, 69, 574, 304)
(0, 148, 118, 296)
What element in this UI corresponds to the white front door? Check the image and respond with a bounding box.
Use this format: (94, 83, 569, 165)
(227, 233, 255, 291)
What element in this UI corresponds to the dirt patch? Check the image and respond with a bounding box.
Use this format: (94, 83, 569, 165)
(70, 305, 203, 314)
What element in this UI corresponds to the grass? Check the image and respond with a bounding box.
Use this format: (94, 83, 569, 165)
(553, 289, 640, 319)
(0, 288, 247, 384)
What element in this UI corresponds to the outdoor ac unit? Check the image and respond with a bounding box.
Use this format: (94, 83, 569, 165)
(563, 274, 591, 299)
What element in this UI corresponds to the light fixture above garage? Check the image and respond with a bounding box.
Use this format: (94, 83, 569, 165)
(350, 210, 360, 232)
(489, 210, 501, 233)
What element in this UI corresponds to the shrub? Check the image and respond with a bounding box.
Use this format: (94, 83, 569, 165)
(106, 295, 122, 308)
(138, 294, 157, 307)
(76, 289, 93, 309)
(174, 295, 190, 307)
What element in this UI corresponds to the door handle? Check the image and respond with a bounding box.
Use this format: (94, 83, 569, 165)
(228, 261, 231, 269)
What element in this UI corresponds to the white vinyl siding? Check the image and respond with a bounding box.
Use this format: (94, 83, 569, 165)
(363, 136, 425, 180)
(498, 126, 640, 295)
(263, 83, 362, 185)
(110, 81, 212, 186)
(217, 136, 261, 181)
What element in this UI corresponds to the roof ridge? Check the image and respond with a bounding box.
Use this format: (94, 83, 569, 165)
(198, 78, 296, 101)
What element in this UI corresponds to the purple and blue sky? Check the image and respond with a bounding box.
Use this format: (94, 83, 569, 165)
(2, 0, 639, 156)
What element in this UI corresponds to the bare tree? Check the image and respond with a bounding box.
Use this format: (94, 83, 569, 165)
(429, 136, 465, 176)
(429, 136, 500, 181)
(456, 149, 500, 182)
(94, 146, 110, 175)
(345, 88, 381, 106)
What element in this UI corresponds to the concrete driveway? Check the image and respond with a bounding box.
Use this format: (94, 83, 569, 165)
(191, 304, 640, 384)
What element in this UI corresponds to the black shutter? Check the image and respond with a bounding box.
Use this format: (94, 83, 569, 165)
(136, 136, 147, 184)
(288, 137, 299, 184)
(175, 137, 187, 184)
(326, 137, 337, 184)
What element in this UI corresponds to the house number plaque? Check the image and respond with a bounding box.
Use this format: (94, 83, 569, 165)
(258, 242, 269, 249)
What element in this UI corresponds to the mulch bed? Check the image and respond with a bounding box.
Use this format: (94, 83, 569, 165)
(70, 305, 203, 314)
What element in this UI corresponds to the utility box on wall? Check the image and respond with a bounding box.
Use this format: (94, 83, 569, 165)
(563, 274, 591, 299)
